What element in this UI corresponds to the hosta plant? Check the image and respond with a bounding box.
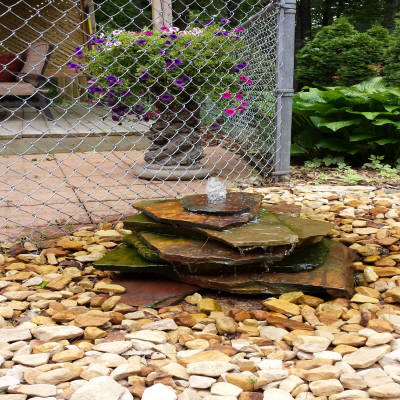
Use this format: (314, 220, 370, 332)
(292, 78, 400, 165)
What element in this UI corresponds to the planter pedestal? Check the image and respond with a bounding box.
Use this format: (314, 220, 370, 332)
(133, 101, 212, 180)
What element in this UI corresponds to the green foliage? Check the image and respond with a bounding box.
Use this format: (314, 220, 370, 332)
(82, 26, 246, 120)
(295, 18, 388, 87)
(385, 16, 400, 87)
(362, 155, 400, 180)
(292, 77, 400, 164)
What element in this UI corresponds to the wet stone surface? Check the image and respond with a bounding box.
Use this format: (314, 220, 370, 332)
(181, 192, 262, 215)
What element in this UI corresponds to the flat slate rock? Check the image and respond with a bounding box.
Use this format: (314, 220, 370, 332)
(132, 198, 260, 230)
(170, 240, 355, 297)
(137, 231, 281, 265)
(181, 192, 262, 215)
(113, 275, 199, 307)
(94, 244, 167, 272)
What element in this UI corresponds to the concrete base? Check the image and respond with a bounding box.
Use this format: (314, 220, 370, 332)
(131, 162, 214, 181)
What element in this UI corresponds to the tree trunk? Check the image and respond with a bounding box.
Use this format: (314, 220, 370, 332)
(384, 0, 400, 29)
(321, 0, 335, 26)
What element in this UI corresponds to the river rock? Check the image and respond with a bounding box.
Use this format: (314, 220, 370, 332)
(343, 345, 391, 368)
(368, 382, 400, 398)
(309, 379, 343, 396)
(142, 318, 178, 331)
(142, 383, 177, 400)
(93, 341, 133, 354)
(0, 328, 31, 343)
(187, 361, 237, 376)
(70, 376, 132, 400)
(9, 384, 57, 397)
(12, 353, 50, 367)
(293, 335, 331, 353)
(31, 326, 83, 341)
(189, 375, 216, 389)
(262, 388, 294, 400)
(211, 382, 243, 397)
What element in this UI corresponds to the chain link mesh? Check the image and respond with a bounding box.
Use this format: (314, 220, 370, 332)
(0, 0, 286, 241)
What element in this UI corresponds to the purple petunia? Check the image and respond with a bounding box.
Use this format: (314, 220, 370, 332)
(88, 86, 104, 93)
(67, 62, 81, 73)
(204, 21, 214, 26)
(214, 31, 229, 37)
(164, 40, 172, 46)
(120, 90, 131, 97)
(134, 104, 144, 114)
(74, 46, 83, 59)
(159, 50, 169, 55)
(136, 39, 147, 45)
(220, 19, 231, 23)
(169, 34, 179, 40)
(194, 19, 200, 24)
(140, 70, 150, 80)
(160, 94, 172, 102)
(106, 75, 122, 87)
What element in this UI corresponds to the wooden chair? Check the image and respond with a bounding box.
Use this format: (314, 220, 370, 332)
(0, 42, 55, 121)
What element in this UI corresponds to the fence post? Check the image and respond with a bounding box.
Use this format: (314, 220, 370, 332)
(274, 0, 296, 178)
(152, 0, 173, 30)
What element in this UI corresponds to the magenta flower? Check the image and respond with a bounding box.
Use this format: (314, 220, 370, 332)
(221, 92, 232, 99)
(234, 28, 244, 33)
(144, 31, 153, 36)
(245, 79, 253, 85)
(225, 109, 236, 116)
(160, 26, 170, 31)
(235, 93, 243, 99)
(241, 101, 249, 107)
(239, 76, 248, 81)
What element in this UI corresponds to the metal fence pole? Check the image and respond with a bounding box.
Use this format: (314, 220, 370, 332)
(274, 0, 296, 177)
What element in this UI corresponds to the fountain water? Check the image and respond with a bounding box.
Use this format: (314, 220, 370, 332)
(95, 182, 356, 297)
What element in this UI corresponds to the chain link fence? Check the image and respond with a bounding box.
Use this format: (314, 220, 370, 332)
(0, 0, 295, 241)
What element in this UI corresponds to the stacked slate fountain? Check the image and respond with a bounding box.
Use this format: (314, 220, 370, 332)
(95, 187, 355, 296)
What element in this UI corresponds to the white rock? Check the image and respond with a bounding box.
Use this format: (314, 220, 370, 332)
(141, 318, 178, 331)
(211, 382, 243, 397)
(366, 332, 393, 346)
(161, 362, 188, 380)
(314, 351, 342, 361)
(35, 367, 77, 385)
(80, 363, 111, 380)
(263, 388, 294, 400)
(9, 384, 57, 397)
(127, 330, 168, 344)
(357, 367, 393, 387)
(340, 373, 366, 390)
(329, 389, 370, 400)
(293, 335, 331, 353)
(12, 353, 50, 367)
(70, 376, 133, 400)
(279, 375, 304, 393)
(258, 369, 289, 383)
(93, 341, 133, 354)
(178, 388, 200, 400)
(258, 360, 283, 370)
(111, 362, 142, 380)
(0, 328, 31, 343)
(259, 326, 288, 341)
(142, 383, 177, 400)
(309, 379, 343, 396)
(94, 353, 127, 368)
(189, 375, 216, 389)
(187, 361, 237, 377)
(369, 382, 400, 398)
(343, 345, 391, 368)
(31, 325, 83, 341)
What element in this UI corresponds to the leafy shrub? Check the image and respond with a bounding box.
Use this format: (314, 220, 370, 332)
(292, 77, 400, 164)
(71, 23, 252, 122)
(295, 18, 388, 87)
(385, 16, 400, 87)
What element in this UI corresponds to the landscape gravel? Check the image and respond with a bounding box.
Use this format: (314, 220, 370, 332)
(0, 185, 400, 399)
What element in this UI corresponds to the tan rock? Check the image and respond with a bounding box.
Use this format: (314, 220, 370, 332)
(309, 379, 343, 396)
(101, 296, 121, 311)
(56, 239, 83, 250)
(94, 281, 126, 294)
(263, 299, 300, 316)
(350, 294, 379, 304)
(179, 350, 231, 366)
(293, 335, 331, 353)
(303, 366, 342, 381)
(74, 312, 110, 328)
(52, 347, 84, 362)
(46, 275, 72, 290)
(84, 327, 107, 340)
(332, 333, 367, 347)
(342, 344, 391, 368)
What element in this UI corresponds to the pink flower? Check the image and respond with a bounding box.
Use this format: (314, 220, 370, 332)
(239, 76, 248, 81)
(241, 101, 249, 107)
(144, 31, 153, 36)
(235, 93, 243, 99)
(160, 26, 170, 32)
(88, 99, 93, 105)
(221, 92, 232, 99)
(245, 79, 253, 85)
(225, 109, 236, 116)
(234, 28, 244, 33)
